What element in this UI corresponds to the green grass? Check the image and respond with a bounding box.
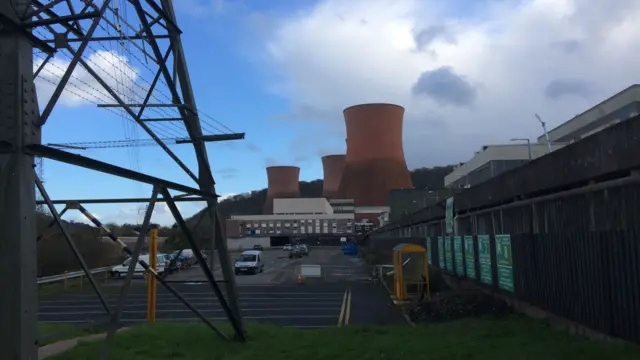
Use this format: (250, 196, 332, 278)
(46, 316, 640, 360)
(38, 323, 103, 347)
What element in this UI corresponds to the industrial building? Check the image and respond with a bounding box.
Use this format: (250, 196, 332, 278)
(262, 166, 300, 214)
(329, 198, 355, 214)
(225, 198, 355, 249)
(224, 102, 414, 247)
(445, 84, 640, 189)
(338, 103, 413, 206)
(388, 188, 457, 222)
(444, 143, 564, 189)
(537, 84, 640, 144)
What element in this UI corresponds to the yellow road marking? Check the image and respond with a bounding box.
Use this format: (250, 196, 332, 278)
(344, 288, 352, 326)
(337, 289, 348, 326)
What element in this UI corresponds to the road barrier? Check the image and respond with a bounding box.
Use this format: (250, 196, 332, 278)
(300, 265, 322, 277)
(37, 266, 112, 285)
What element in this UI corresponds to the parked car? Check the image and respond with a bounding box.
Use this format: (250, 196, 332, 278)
(289, 247, 302, 259)
(253, 244, 264, 251)
(172, 250, 195, 267)
(283, 244, 292, 251)
(299, 244, 309, 256)
(111, 254, 166, 278)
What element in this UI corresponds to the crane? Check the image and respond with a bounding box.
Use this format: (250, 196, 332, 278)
(46, 133, 246, 150)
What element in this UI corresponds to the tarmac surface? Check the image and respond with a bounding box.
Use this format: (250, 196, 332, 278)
(38, 248, 404, 328)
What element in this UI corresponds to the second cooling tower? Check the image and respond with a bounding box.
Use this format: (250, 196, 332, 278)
(321, 155, 346, 199)
(338, 103, 413, 206)
(263, 166, 300, 214)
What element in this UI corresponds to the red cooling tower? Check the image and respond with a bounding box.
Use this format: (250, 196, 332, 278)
(321, 155, 346, 199)
(338, 103, 413, 206)
(263, 166, 300, 214)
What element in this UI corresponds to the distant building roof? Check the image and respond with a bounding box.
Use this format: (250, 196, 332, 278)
(537, 84, 640, 144)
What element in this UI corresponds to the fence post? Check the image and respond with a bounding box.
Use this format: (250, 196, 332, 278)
(147, 228, 158, 323)
(64, 271, 68, 289)
(79, 274, 83, 290)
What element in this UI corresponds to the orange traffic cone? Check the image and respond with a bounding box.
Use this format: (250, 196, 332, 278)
(297, 274, 303, 285)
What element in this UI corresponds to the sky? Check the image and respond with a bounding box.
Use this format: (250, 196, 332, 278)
(37, 0, 640, 226)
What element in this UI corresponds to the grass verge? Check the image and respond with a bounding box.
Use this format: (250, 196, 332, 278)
(38, 323, 104, 347)
(47, 316, 640, 360)
(38, 280, 147, 296)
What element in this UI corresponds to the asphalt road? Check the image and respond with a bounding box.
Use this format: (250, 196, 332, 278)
(38, 249, 404, 328)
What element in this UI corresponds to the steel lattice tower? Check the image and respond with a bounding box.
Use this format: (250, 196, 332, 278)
(0, 1, 246, 359)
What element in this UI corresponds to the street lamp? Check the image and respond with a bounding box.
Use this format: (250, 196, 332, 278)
(510, 138, 532, 160)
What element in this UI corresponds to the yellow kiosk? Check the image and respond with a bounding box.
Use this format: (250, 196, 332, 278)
(392, 243, 430, 302)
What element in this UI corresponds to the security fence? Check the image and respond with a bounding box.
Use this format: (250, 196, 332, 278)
(371, 175, 640, 344)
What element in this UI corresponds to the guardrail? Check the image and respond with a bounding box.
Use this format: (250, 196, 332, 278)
(37, 266, 112, 285)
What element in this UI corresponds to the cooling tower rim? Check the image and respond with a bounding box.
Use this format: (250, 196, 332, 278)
(321, 154, 346, 160)
(343, 103, 405, 114)
(266, 165, 300, 171)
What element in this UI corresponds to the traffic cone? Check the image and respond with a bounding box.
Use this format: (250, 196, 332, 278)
(297, 274, 303, 285)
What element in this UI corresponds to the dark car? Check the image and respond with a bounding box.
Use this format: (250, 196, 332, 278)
(289, 247, 302, 259)
(253, 244, 264, 251)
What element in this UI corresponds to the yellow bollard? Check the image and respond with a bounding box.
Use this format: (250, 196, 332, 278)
(147, 228, 158, 323)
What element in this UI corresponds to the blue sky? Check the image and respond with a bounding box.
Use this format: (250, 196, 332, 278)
(39, 0, 330, 225)
(37, 0, 640, 225)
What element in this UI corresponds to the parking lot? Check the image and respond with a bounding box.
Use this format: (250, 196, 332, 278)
(166, 248, 305, 285)
(38, 248, 404, 327)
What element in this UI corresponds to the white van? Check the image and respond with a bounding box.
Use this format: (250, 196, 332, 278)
(110, 254, 166, 278)
(234, 250, 264, 275)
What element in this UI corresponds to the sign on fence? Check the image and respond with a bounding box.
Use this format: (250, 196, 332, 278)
(437, 236, 445, 268)
(463, 235, 476, 279)
(426, 236, 432, 265)
(445, 197, 454, 234)
(454, 236, 464, 276)
(444, 236, 453, 273)
(495, 234, 514, 292)
(478, 235, 492, 285)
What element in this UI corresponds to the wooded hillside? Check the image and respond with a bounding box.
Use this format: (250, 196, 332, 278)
(36, 165, 454, 275)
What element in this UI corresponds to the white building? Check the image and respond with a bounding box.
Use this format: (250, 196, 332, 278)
(444, 143, 564, 189)
(444, 85, 640, 189)
(538, 84, 640, 144)
(226, 198, 354, 239)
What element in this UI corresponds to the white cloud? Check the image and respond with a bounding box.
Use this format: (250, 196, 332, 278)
(34, 50, 140, 108)
(262, 0, 640, 167)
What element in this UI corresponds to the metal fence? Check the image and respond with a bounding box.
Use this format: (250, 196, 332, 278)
(373, 175, 640, 344)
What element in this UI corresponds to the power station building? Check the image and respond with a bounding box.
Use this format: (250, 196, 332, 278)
(263, 166, 300, 214)
(225, 198, 355, 248)
(339, 103, 413, 206)
(224, 102, 412, 247)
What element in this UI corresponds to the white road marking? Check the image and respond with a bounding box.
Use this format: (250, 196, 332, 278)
(42, 291, 346, 299)
(39, 307, 342, 315)
(38, 315, 338, 324)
